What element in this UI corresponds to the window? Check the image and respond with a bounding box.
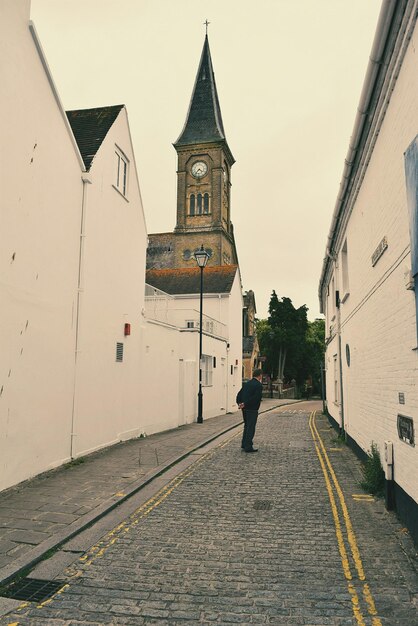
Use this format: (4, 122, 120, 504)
(203, 193, 209, 214)
(115, 149, 128, 196)
(405, 137, 418, 343)
(341, 240, 349, 301)
(190, 194, 195, 216)
(197, 193, 202, 215)
(201, 354, 213, 386)
(204, 320, 214, 334)
(330, 276, 336, 320)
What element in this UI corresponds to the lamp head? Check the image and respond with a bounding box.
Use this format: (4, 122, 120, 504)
(194, 245, 210, 268)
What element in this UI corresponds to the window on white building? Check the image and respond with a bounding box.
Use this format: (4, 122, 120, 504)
(201, 354, 213, 386)
(331, 276, 336, 320)
(341, 240, 349, 301)
(115, 148, 128, 196)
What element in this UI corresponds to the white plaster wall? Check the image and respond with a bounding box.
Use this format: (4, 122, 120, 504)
(165, 272, 243, 412)
(324, 22, 418, 504)
(138, 317, 230, 433)
(137, 319, 182, 435)
(72, 109, 148, 456)
(221, 273, 244, 411)
(0, 1, 83, 490)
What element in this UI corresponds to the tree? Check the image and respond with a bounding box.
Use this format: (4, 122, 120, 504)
(256, 294, 325, 393)
(257, 291, 308, 383)
(304, 318, 325, 394)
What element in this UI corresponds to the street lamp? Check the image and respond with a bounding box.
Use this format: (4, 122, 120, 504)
(194, 245, 210, 423)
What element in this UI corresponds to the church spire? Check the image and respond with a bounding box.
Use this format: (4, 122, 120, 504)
(174, 35, 228, 148)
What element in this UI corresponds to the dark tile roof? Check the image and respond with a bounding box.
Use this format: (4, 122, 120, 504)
(66, 105, 124, 170)
(175, 36, 227, 147)
(243, 336, 255, 354)
(146, 265, 238, 295)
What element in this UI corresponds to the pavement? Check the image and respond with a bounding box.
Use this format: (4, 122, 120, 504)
(0, 399, 417, 625)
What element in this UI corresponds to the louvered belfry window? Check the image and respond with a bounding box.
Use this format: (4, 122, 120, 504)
(204, 193, 209, 214)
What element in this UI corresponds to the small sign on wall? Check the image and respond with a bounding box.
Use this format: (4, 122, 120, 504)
(371, 236, 388, 266)
(398, 392, 405, 404)
(397, 414, 414, 446)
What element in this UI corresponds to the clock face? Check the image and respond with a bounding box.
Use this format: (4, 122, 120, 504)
(191, 161, 208, 178)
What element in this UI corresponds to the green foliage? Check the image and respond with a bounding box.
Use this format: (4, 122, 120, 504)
(64, 457, 85, 469)
(360, 443, 385, 496)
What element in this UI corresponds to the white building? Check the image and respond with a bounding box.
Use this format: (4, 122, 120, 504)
(143, 265, 243, 432)
(1, 0, 86, 490)
(0, 0, 243, 492)
(319, 0, 418, 545)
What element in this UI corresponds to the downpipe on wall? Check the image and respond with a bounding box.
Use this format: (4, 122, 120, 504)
(70, 174, 92, 459)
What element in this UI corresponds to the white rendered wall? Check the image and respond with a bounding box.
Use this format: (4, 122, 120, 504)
(0, 1, 83, 490)
(324, 22, 418, 505)
(72, 109, 148, 457)
(163, 272, 243, 412)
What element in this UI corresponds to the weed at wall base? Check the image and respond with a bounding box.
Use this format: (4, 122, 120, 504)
(360, 442, 385, 497)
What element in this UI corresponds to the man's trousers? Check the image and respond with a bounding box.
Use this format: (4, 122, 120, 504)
(241, 409, 258, 451)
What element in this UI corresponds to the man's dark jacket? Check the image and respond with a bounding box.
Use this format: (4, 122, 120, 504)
(236, 377, 263, 411)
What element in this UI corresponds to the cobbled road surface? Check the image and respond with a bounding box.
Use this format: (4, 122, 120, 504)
(2, 402, 417, 625)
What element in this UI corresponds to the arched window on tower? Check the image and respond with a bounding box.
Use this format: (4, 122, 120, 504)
(204, 193, 209, 214)
(190, 194, 195, 216)
(197, 193, 202, 215)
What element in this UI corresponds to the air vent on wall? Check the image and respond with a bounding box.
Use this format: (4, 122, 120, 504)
(116, 342, 124, 362)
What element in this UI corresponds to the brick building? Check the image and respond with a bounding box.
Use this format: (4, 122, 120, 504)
(319, 1, 418, 545)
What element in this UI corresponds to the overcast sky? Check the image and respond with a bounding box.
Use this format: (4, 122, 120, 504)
(31, 0, 382, 320)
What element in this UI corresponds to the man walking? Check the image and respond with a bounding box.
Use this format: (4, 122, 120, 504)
(236, 369, 263, 453)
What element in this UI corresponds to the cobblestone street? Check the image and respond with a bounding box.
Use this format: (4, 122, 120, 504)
(1, 402, 417, 625)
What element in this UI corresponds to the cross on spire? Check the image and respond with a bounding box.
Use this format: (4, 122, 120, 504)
(204, 19, 210, 35)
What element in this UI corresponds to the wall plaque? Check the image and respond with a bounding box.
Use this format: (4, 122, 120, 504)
(371, 236, 388, 266)
(397, 414, 414, 446)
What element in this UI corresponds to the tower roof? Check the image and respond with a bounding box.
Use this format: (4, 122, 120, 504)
(175, 36, 229, 148)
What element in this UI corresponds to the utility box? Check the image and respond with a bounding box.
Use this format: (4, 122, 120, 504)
(384, 441, 393, 465)
(384, 441, 395, 511)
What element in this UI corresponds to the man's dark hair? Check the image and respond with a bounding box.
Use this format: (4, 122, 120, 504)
(253, 368, 263, 378)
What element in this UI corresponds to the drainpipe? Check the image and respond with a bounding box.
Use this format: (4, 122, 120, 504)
(336, 293, 345, 437)
(70, 173, 92, 458)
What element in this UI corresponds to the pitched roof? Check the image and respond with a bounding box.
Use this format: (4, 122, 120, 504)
(66, 105, 124, 170)
(146, 265, 238, 295)
(243, 336, 255, 354)
(174, 36, 228, 147)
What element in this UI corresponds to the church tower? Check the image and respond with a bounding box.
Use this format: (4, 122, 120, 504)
(173, 35, 238, 267)
(147, 34, 238, 269)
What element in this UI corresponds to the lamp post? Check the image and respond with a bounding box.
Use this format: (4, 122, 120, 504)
(194, 245, 210, 423)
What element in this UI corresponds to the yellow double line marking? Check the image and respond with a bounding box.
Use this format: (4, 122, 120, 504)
(309, 411, 382, 626)
(4, 447, 218, 623)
